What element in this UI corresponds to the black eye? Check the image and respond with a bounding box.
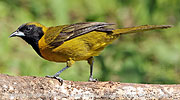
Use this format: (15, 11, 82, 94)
(26, 26, 33, 32)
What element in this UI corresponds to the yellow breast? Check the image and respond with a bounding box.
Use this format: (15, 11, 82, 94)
(38, 31, 118, 62)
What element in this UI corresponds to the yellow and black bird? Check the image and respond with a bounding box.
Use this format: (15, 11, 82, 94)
(9, 22, 172, 82)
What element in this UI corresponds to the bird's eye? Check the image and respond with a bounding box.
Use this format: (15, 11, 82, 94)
(25, 26, 33, 32)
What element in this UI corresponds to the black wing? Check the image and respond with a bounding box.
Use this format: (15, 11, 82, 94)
(47, 22, 114, 47)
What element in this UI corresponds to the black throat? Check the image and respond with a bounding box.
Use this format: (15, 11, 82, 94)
(19, 25, 44, 58)
(21, 37, 43, 57)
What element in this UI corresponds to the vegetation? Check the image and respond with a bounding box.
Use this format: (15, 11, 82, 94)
(0, 0, 179, 83)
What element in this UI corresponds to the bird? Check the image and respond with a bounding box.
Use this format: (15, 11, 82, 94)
(9, 22, 172, 82)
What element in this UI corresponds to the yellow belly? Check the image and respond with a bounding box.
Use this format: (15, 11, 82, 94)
(38, 31, 118, 62)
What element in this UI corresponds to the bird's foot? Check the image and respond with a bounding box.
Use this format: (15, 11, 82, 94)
(46, 75, 63, 84)
(88, 76, 98, 82)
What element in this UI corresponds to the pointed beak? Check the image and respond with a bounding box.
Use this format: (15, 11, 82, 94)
(9, 31, 25, 38)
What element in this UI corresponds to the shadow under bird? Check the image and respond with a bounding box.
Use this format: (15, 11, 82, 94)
(9, 22, 172, 82)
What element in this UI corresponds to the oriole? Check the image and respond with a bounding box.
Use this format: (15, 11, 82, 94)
(9, 22, 172, 82)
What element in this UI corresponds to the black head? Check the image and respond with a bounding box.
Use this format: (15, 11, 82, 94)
(9, 22, 46, 57)
(10, 22, 45, 40)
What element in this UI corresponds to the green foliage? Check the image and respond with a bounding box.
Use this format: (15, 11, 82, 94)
(0, 0, 179, 83)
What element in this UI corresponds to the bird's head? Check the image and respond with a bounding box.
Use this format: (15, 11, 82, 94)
(9, 22, 47, 57)
(9, 22, 46, 41)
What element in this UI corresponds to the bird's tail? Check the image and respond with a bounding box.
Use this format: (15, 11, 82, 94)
(112, 25, 173, 35)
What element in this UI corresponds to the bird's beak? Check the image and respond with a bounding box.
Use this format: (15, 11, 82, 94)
(9, 31, 25, 38)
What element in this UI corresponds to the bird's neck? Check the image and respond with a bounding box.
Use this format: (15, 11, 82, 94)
(21, 37, 42, 57)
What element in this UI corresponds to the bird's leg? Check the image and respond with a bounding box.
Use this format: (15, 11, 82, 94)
(46, 58, 74, 83)
(87, 57, 98, 82)
(46, 66, 69, 82)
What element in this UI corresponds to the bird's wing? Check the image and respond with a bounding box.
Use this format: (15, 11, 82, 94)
(45, 22, 114, 47)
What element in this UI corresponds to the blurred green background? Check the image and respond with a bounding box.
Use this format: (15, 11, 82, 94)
(0, 0, 179, 84)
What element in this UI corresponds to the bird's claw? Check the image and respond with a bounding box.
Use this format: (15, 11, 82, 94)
(88, 77, 98, 82)
(46, 75, 63, 84)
